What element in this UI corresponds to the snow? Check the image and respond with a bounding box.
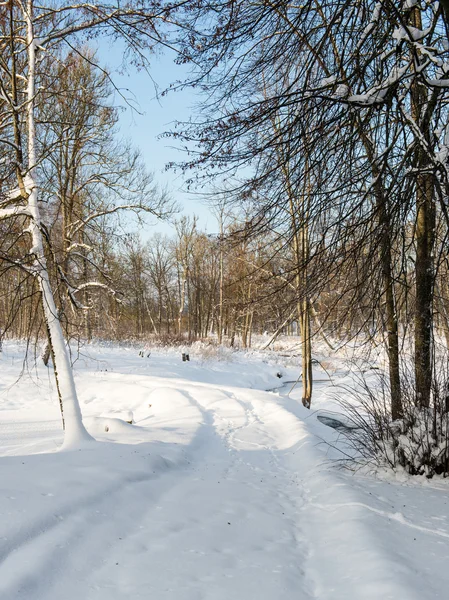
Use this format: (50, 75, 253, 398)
(1, 342, 449, 598)
(393, 26, 431, 42)
(320, 75, 337, 87)
(5, 174, 34, 201)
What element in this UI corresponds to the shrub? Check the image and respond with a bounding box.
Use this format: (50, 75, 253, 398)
(332, 358, 449, 478)
(190, 340, 234, 363)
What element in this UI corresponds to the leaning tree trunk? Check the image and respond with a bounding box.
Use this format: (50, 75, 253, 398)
(271, 106, 314, 408)
(25, 1, 92, 448)
(260, 308, 296, 350)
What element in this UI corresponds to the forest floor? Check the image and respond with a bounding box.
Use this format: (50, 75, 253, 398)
(0, 340, 448, 599)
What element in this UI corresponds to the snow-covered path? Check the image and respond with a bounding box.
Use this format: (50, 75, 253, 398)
(1, 384, 317, 599)
(1, 345, 449, 599)
(82, 387, 315, 600)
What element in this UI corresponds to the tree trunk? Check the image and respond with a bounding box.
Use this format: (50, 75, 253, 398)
(178, 277, 186, 336)
(374, 177, 403, 420)
(299, 296, 313, 408)
(297, 216, 313, 409)
(414, 172, 434, 409)
(289, 177, 313, 409)
(25, 1, 92, 448)
(381, 234, 402, 419)
(411, 6, 435, 409)
(218, 222, 224, 344)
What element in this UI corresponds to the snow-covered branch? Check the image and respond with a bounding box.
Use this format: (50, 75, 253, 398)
(0, 206, 32, 221)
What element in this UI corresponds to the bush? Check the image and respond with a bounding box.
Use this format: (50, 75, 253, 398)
(190, 340, 234, 363)
(332, 359, 449, 478)
(148, 333, 191, 348)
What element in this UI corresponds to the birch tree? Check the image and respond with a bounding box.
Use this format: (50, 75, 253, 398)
(0, 0, 179, 447)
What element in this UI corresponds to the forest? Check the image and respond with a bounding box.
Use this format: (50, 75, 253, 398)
(2, 0, 449, 471)
(1, 2, 449, 597)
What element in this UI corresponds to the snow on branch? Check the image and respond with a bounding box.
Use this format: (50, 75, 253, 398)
(65, 242, 93, 254)
(4, 175, 34, 202)
(71, 281, 119, 295)
(65, 281, 124, 310)
(348, 64, 411, 106)
(0, 206, 32, 221)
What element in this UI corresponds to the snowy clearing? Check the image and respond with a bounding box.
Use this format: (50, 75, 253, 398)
(1, 343, 448, 599)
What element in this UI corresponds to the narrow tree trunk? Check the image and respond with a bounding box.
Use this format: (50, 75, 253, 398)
(298, 220, 313, 409)
(218, 222, 224, 344)
(186, 277, 192, 340)
(248, 311, 253, 348)
(83, 285, 92, 342)
(269, 103, 314, 407)
(299, 296, 313, 408)
(414, 172, 434, 408)
(411, 6, 435, 409)
(229, 309, 236, 348)
(289, 174, 313, 409)
(352, 102, 403, 419)
(375, 180, 403, 420)
(382, 241, 402, 419)
(178, 277, 186, 336)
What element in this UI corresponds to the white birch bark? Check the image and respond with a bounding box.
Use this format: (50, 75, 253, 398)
(25, 0, 92, 448)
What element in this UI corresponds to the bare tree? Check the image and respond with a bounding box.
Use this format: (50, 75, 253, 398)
(0, 0, 180, 446)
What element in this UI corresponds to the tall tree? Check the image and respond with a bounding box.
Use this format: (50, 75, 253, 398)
(0, 0, 179, 446)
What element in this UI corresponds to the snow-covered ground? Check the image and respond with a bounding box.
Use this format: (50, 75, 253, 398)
(0, 342, 448, 599)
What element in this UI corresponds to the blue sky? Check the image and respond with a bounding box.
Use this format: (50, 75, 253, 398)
(95, 39, 218, 237)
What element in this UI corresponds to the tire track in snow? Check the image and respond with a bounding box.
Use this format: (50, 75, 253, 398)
(0, 426, 200, 600)
(220, 389, 318, 596)
(65, 383, 318, 600)
(182, 385, 318, 599)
